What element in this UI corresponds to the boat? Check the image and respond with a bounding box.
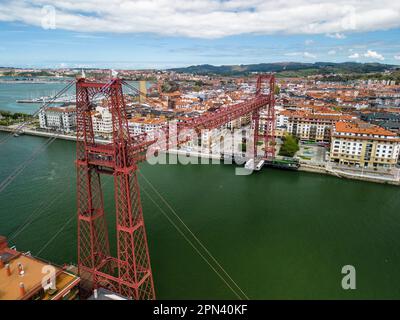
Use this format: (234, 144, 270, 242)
(244, 159, 255, 170)
(264, 157, 300, 170)
(16, 95, 75, 104)
(244, 159, 264, 171)
(255, 160, 265, 171)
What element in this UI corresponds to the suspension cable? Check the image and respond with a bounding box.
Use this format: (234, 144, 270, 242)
(140, 185, 246, 300)
(36, 214, 75, 256)
(139, 171, 250, 300)
(0, 79, 116, 195)
(8, 185, 72, 242)
(0, 80, 75, 145)
(121, 80, 160, 109)
(34, 179, 110, 256)
(0, 136, 57, 193)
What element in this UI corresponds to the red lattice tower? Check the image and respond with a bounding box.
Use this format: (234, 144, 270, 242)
(254, 74, 276, 159)
(76, 78, 155, 300)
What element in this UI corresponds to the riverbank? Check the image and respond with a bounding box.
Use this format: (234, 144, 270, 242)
(299, 163, 400, 186)
(2, 125, 399, 186)
(0, 126, 107, 143)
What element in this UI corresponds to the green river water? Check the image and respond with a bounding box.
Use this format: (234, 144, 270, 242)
(1, 132, 400, 299)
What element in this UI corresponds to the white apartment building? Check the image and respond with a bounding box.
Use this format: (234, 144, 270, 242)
(128, 117, 167, 135)
(92, 106, 113, 136)
(39, 106, 76, 133)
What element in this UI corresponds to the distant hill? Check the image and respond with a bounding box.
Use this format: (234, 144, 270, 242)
(169, 62, 399, 76)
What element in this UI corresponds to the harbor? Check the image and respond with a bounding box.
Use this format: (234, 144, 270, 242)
(16, 94, 75, 104)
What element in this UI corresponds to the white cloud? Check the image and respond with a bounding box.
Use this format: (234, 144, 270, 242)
(73, 34, 104, 39)
(0, 0, 400, 38)
(394, 55, 400, 60)
(363, 50, 385, 60)
(326, 33, 347, 39)
(284, 52, 302, 57)
(328, 50, 336, 55)
(305, 39, 314, 45)
(304, 52, 317, 59)
(348, 50, 385, 61)
(348, 53, 360, 59)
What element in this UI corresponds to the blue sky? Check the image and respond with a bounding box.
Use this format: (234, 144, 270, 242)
(0, 1, 400, 69)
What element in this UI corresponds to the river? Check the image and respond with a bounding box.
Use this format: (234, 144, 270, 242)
(1, 132, 400, 299)
(1, 80, 400, 299)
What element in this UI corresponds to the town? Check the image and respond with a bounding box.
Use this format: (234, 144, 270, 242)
(1, 66, 400, 184)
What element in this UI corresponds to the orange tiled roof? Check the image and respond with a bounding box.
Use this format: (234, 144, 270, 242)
(335, 121, 396, 136)
(46, 107, 75, 113)
(279, 110, 353, 121)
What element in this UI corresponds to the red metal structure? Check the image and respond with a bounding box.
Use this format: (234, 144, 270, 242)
(177, 74, 275, 159)
(75, 74, 275, 299)
(76, 79, 155, 299)
(255, 74, 276, 159)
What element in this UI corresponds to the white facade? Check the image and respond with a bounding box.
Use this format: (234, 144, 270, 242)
(39, 107, 76, 133)
(92, 106, 113, 135)
(128, 118, 167, 135)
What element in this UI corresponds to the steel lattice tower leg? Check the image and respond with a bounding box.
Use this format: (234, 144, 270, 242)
(264, 77, 276, 159)
(76, 78, 155, 300)
(76, 82, 111, 296)
(252, 110, 260, 158)
(111, 82, 155, 299)
(256, 75, 276, 160)
(115, 170, 155, 299)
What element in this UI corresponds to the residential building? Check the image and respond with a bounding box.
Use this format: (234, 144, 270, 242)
(224, 114, 251, 130)
(38, 106, 76, 133)
(0, 236, 80, 300)
(92, 106, 113, 136)
(128, 117, 167, 135)
(330, 122, 400, 168)
(360, 111, 400, 133)
(279, 110, 354, 142)
(200, 128, 231, 151)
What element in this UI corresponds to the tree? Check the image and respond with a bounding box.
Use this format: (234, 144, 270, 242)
(161, 80, 179, 93)
(279, 134, 299, 157)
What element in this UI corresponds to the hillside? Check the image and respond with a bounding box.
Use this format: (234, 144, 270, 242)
(169, 62, 399, 76)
